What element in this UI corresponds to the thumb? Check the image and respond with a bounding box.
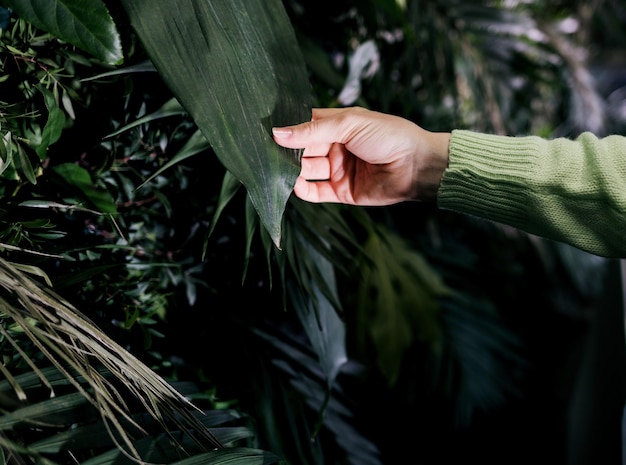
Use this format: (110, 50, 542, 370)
(272, 108, 352, 149)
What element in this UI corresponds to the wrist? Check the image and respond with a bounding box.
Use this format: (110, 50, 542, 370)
(416, 131, 450, 202)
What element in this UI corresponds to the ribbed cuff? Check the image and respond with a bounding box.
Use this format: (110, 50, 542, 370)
(437, 130, 543, 230)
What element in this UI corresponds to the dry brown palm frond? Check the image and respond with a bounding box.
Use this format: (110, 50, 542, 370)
(0, 256, 223, 462)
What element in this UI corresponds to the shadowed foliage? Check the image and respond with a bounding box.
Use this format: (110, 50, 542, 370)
(0, 0, 624, 464)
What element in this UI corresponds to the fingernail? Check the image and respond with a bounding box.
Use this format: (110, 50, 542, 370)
(272, 127, 293, 137)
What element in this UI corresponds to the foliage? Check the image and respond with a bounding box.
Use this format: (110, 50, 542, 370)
(118, 0, 312, 248)
(0, 0, 625, 465)
(0, 1, 279, 463)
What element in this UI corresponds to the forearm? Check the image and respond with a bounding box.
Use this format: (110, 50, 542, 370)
(437, 130, 626, 257)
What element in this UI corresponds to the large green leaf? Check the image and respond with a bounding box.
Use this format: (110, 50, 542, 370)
(5, 0, 123, 65)
(120, 0, 312, 248)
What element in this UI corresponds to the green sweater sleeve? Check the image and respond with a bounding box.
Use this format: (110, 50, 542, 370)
(437, 130, 626, 257)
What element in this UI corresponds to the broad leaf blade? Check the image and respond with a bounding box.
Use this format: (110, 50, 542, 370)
(120, 0, 312, 248)
(5, 0, 123, 65)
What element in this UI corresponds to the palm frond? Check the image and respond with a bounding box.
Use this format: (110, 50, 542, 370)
(0, 257, 223, 461)
(1, 366, 263, 464)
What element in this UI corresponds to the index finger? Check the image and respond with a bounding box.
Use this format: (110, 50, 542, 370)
(272, 107, 355, 150)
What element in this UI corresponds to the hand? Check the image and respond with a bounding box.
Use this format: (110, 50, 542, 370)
(272, 107, 450, 206)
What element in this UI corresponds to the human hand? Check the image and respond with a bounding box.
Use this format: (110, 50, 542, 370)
(272, 107, 450, 206)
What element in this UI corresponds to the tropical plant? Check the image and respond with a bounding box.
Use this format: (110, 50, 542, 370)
(0, 0, 624, 465)
(0, 0, 306, 463)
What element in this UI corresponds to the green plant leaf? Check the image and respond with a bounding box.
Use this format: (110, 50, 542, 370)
(5, 0, 123, 65)
(0, 392, 92, 430)
(356, 226, 449, 386)
(36, 86, 66, 159)
(15, 143, 36, 184)
(0, 131, 14, 177)
(203, 170, 242, 261)
(120, 0, 312, 248)
(171, 448, 280, 465)
(81, 443, 277, 465)
(105, 97, 187, 139)
(139, 128, 211, 190)
(289, 246, 347, 386)
(52, 163, 116, 213)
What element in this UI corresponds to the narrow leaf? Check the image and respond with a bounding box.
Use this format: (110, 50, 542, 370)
(203, 170, 242, 260)
(171, 448, 280, 465)
(36, 86, 66, 159)
(81, 60, 156, 82)
(0, 132, 14, 177)
(105, 97, 187, 139)
(120, 0, 312, 248)
(15, 143, 36, 184)
(0, 392, 91, 430)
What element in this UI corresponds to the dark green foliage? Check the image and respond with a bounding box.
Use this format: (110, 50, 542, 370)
(4, 0, 122, 65)
(1, 1, 625, 465)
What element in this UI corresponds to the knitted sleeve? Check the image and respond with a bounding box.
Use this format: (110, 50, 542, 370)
(437, 130, 626, 257)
